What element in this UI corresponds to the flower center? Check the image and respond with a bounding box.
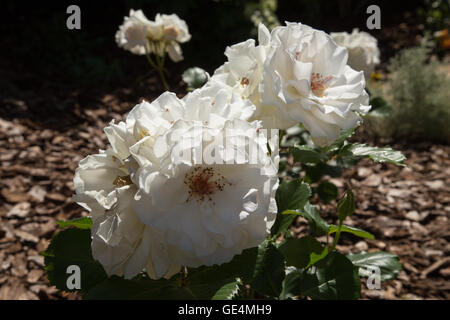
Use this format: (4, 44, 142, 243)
(113, 175, 133, 187)
(184, 167, 230, 203)
(240, 77, 250, 87)
(310, 73, 333, 97)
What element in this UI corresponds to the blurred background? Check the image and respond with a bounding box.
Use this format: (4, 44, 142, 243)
(0, 0, 449, 300)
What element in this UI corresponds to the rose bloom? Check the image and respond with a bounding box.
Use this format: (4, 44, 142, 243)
(210, 22, 371, 146)
(116, 10, 191, 62)
(133, 116, 279, 267)
(73, 149, 180, 279)
(115, 9, 159, 55)
(74, 81, 278, 278)
(154, 13, 191, 62)
(330, 28, 380, 79)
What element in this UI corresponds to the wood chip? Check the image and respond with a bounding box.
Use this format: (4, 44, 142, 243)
(7, 202, 31, 218)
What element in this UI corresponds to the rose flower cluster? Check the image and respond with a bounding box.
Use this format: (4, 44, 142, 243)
(74, 19, 371, 280)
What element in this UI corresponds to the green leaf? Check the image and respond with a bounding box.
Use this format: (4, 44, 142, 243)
(283, 202, 330, 236)
(347, 251, 402, 282)
(43, 228, 107, 292)
(251, 241, 285, 297)
(290, 145, 328, 164)
(56, 216, 92, 229)
(337, 190, 355, 222)
(317, 181, 338, 203)
(276, 179, 312, 213)
(339, 143, 406, 166)
(298, 252, 361, 300)
(302, 163, 342, 183)
(210, 280, 240, 300)
(280, 267, 302, 300)
(84, 276, 194, 300)
(322, 128, 355, 154)
(185, 246, 258, 299)
(186, 266, 241, 300)
(329, 225, 374, 240)
(278, 236, 328, 269)
(271, 179, 311, 235)
(182, 67, 209, 91)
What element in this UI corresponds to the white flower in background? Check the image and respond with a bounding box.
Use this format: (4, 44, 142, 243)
(115, 10, 191, 62)
(330, 29, 380, 79)
(154, 13, 191, 62)
(115, 9, 155, 55)
(73, 149, 181, 279)
(133, 116, 278, 268)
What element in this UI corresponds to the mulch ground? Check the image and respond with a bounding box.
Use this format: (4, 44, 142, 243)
(0, 78, 449, 300)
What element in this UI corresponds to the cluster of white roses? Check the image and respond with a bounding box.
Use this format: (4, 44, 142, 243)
(75, 21, 371, 280)
(330, 28, 380, 79)
(115, 9, 191, 62)
(212, 23, 371, 146)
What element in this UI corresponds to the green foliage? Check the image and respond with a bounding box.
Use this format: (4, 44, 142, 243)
(367, 42, 450, 143)
(337, 189, 355, 222)
(42, 228, 107, 292)
(347, 251, 402, 282)
(282, 202, 330, 236)
(278, 236, 328, 269)
(338, 143, 406, 166)
(329, 225, 374, 240)
(182, 67, 209, 91)
(251, 241, 285, 297)
(56, 217, 92, 229)
(291, 145, 329, 164)
(282, 252, 361, 300)
(317, 181, 338, 203)
(299, 252, 361, 300)
(271, 179, 311, 235)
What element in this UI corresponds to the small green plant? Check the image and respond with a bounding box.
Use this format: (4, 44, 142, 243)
(366, 41, 450, 143)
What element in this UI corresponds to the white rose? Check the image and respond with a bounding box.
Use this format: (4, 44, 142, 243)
(106, 83, 255, 166)
(156, 14, 191, 43)
(116, 10, 191, 62)
(73, 149, 180, 279)
(331, 29, 380, 79)
(115, 9, 155, 55)
(154, 13, 191, 62)
(210, 24, 294, 129)
(211, 23, 270, 100)
(209, 23, 370, 145)
(133, 117, 278, 267)
(260, 22, 371, 146)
